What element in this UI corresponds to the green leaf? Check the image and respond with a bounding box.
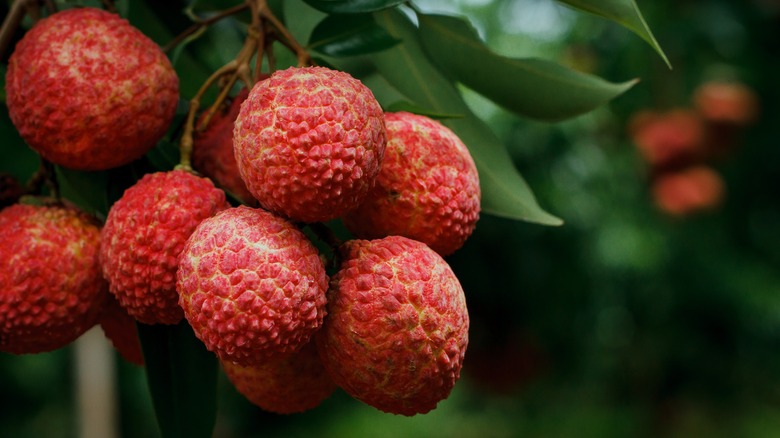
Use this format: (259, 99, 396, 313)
(370, 10, 562, 225)
(55, 167, 111, 218)
(555, 0, 670, 67)
(385, 100, 463, 120)
(308, 13, 400, 57)
(301, 0, 404, 14)
(418, 14, 636, 122)
(138, 321, 217, 438)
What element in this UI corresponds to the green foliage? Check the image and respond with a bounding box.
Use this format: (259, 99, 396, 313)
(308, 13, 400, 57)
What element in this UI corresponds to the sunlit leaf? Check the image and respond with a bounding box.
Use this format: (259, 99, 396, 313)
(370, 10, 562, 225)
(555, 0, 670, 67)
(385, 100, 463, 120)
(138, 321, 217, 438)
(309, 13, 400, 57)
(302, 0, 404, 14)
(418, 14, 637, 122)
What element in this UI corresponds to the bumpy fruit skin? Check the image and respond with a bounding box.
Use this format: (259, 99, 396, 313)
(193, 89, 256, 205)
(177, 206, 328, 366)
(343, 112, 480, 256)
(233, 66, 386, 223)
(317, 236, 469, 416)
(99, 293, 144, 366)
(0, 204, 108, 354)
(101, 170, 229, 325)
(5, 7, 179, 171)
(651, 166, 725, 216)
(222, 340, 337, 414)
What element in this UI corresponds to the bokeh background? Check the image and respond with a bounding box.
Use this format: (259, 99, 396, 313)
(2, 0, 780, 436)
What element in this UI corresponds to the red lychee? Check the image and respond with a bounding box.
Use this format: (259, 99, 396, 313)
(233, 66, 386, 223)
(317, 236, 469, 416)
(5, 7, 179, 171)
(0, 203, 108, 354)
(177, 206, 328, 366)
(651, 166, 725, 216)
(99, 293, 143, 366)
(343, 112, 481, 256)
(221, 340, 337, 414)
(629, 109, 705, 168)
(693, 81, 759, 126)
(100, 170, 229, 325)
(193, 89, 256, 205)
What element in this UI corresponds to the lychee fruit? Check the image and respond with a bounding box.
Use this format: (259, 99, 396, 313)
(651, 165, 725, 217)
(343, 112, 481, 256)
(233, 66, 386, 223)
(177, 206, 328, 366)
(193, 89, 256, 205)
(317, 236, 469, 416)
(693, 81, 759, 126)
(99, 293, 144, 366)
(5, 7, 179, 171)
(221, 340, 337, 414)
(629, 109, 705, 168)
(0, 203, 108, 354)
(100, 170, 229, 325)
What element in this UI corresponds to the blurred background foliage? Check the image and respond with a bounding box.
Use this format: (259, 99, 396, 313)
(2, 0, 780, 437)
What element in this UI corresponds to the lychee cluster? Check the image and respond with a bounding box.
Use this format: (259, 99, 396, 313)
(2, 17, 481, 414)
(628, 79, 758, 217)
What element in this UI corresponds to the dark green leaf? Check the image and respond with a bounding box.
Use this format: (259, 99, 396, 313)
(138, 321, 217, 438)
(309, 13, 400, 57)
(370, 10, 562, 225)
(555, 0, 670, 67)
(385, 100, 464, 120)
(418, 14, 637, 122)
(302, 0, 404, 14)
(55, 167, 110, 218)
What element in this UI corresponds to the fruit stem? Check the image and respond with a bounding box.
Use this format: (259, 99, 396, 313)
(256, 0, 312, 67)
(100, 0, 117, 14)
(0, 0, 33, 60)
(26, 158, 59, 199)
(163, 2, 250, 53)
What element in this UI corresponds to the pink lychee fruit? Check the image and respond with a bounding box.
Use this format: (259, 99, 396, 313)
(177, 206, 328, 366)
(100, 170, 229, 325)
(4, 7, 179, 171)
(693, 81, 759, 126)
(0, 203, 109, 354)
(317, 236, 469, 416)
(221, 340, 337, 414)
(233, 66, 386, 223)
(192, 89, 256, 205)
(651, 166, 725, 217)
(99, 293, 144, 366)
(629, 109, 705, 168)
(343, 112, 481, 256)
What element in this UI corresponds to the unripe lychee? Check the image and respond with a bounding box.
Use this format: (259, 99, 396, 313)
(177, 206, 328, 366)
(221, 340, 337, 414)
(233, 66, 386, 223)
(651, 166, 725, 216)
(317, 236, 469, 416)
(0, 203, 108, 354)
(193, 89, 256, 205)
(99, 293, 143, 366)
(5, 7, 179, 171)
(343, 112, 481, 256)
(100, 170, 229, 325)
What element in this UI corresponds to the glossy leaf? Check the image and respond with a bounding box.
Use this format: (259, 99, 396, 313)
(302, 0, 404, 14)
(385, 100, 464, 120)
(418, 14, 637, 122)
(556, 0, 670, 67)
(138, 321, 217, 438)
(308, 13, 400, 57)
(370, 9, 562, 225)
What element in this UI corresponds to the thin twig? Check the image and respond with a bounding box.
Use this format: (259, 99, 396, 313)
(163, 2, 250, 53)
(0, 0, 32, 59)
